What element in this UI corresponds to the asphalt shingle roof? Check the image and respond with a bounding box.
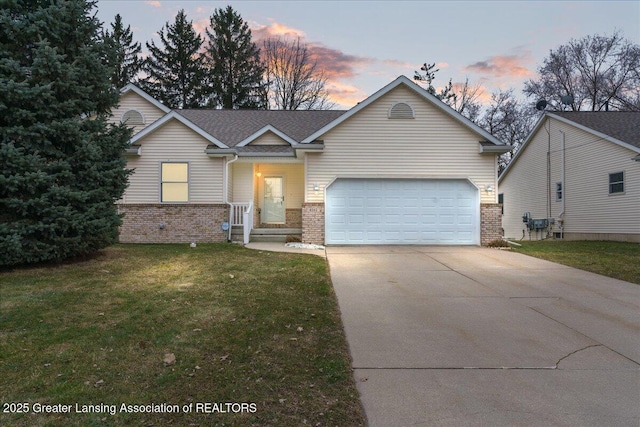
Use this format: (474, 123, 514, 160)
(552, 111, 640, 149)
(175, 109, 346, 147)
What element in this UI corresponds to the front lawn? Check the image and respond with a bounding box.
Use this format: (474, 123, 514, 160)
(0, 244, 365, 426)
(512, 240, 640, 285)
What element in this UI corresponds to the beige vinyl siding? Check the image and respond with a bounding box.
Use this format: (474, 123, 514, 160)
(500, 116, 640, 240)
(559, 122, 639, 235)
(500, 119, 551, 240)
(123, 120, 224, 203)
(110, 91, 166, 135)
(255, 163, 304, 209)
(231, 163, 254, 203)
(306, 85, 497, 203)
(249, 131, 289, 145)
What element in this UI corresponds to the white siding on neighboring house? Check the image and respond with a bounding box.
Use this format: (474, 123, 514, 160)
(123, 120, 224, 203)
(500, 115, 640, 240)
(249, 131, 290, 145)
(306, 85, 497, 204)
(560, 123, 639, 236)
(500, 119, 552, 239)
(110, 91, 166, 135)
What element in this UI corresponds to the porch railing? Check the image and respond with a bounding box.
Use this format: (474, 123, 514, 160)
(243, 203, 253, 245)
(229, 202, 253, 244)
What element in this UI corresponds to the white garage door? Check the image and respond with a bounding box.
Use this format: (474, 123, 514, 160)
(325, 179, 479, 245)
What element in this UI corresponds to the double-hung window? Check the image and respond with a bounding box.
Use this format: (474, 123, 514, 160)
(161, 162, 189, 202)
(608, 172, 624, 195)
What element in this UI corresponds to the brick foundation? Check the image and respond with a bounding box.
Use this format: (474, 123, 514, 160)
(480, 203, 503, 246)
(302, 203, 325, 245)
(117, 204, 229, 243)
(258, 208, 302, 228)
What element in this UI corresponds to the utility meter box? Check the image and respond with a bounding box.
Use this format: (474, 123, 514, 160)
(532, 218, 548, 230)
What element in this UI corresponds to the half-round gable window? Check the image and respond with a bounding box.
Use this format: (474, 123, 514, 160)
(388, 102, 415, 119)
(121, 109, 145, 125)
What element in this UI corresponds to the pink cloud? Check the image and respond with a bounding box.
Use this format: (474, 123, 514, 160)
(306, 43, 374, 80)
(250, 21, 306, 40)
(464, 52, 534, 79)
(326, 81, 368, 108)
(145, 1, 161, 8)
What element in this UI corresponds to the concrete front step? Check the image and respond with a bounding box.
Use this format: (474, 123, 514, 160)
(230, 228, 302, 243)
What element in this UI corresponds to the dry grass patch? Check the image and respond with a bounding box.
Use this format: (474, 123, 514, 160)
(0, 244, 365, 426)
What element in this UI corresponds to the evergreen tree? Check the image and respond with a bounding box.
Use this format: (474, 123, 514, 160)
(0, 0, 131, 266)
(140, 9, 206, 109)
(102, 13, 142, 88)
(206, 6, 265, 109)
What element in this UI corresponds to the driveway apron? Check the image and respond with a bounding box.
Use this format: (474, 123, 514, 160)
(327, 246, 640, 427)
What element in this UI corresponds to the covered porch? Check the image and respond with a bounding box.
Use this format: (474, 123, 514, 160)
(227, 159, 305, 243)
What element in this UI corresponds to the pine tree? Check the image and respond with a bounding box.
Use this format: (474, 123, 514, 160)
(206, 6, 266, 109)
(102, 13, 142, 88)
(0, 0, 131, 266)
(140, 9, 206, 109)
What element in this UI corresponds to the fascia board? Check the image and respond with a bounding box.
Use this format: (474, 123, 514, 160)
(236, 125, 297, 147)
(120, 84, 171, 113)
(130, 112, 228, 148)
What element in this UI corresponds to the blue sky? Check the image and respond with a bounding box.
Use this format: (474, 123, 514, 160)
(95, 1, 640, 109)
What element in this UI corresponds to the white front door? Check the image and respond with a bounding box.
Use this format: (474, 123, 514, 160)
(263, 176, 285, 223)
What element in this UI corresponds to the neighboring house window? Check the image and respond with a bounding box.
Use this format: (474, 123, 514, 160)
(121, 110, 144, 126)
(498, 193, 504, 215)
(556, 182, 563, 201)
(161, 162, 189, 202)
(388, 102, 415, 119)
(609, 172, 624, 194)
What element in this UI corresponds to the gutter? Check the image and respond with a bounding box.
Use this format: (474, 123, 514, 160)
(224, 154, 239, 242)
(478, 141, 512, 154)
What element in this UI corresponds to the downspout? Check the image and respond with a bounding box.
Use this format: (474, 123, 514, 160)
(225, 154, 239, 242)
(559, 130, 566, 239)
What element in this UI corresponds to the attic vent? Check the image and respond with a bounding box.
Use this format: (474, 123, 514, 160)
(121, 110, 144, 125)
(388, 102, 414, 119)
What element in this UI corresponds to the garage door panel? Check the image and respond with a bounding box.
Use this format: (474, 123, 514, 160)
(326, 179, 479, 245)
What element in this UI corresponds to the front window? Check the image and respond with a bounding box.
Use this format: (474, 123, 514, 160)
(609, 172, 624, 194)
(161, 163, 189, 202)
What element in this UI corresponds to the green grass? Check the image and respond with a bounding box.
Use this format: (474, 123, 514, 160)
(0, 244, 365, 427)
(513, 240, 640, 285)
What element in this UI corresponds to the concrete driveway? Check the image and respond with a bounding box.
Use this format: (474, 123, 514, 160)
(327, 246, 640, 427)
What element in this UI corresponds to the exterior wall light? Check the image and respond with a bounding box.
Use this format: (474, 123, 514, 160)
(485, 185, 493, 193)
(313, 183, 319, 191)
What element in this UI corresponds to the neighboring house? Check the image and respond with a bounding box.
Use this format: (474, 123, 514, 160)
(499, 111, 640, 243)
(110, 76, 510, 246)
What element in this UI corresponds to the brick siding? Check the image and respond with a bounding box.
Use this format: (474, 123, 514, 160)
(301, 203, 324, 245)
(258, 208, 302, 228)
(117, 204, 229, 243)
(480, 203, 503, 246)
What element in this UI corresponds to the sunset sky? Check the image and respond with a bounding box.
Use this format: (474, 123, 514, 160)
(95, 1, 640, 109)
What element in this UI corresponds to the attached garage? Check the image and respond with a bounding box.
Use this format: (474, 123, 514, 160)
(325, 178, 479, 245)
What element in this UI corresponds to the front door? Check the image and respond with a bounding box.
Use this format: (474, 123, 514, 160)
(263, 176, 285, 223)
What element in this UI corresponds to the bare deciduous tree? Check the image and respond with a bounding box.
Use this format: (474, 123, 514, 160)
(262, 37, 333, 110)
(524, 31, 640, 111)
(480, 89, 538, 173)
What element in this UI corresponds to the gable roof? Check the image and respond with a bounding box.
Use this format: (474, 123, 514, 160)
(301, 75, 507, 146)
(175, 109, 346, 147)
(549, 111, 640, 150)
(120, 84, 171, 114)
(499, 111, 640, 182)
(130, 111, 227, 148)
